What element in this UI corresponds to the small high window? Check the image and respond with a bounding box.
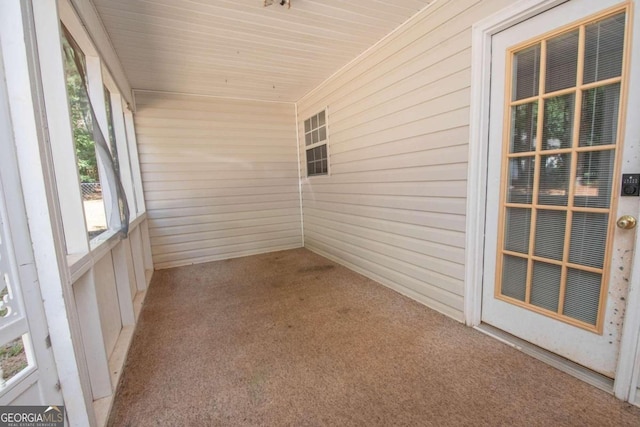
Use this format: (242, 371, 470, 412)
(304, 110, 328, 176)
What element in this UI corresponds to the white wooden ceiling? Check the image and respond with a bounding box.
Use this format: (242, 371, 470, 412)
(92, 0, 433, 102)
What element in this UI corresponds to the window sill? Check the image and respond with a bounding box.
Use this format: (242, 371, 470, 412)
(67, 212, 147, 283)
(304, 173, 331, 180)
(89, 228, 119, 251)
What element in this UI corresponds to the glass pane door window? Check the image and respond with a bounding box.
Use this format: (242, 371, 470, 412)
(496, 11, 628, 332)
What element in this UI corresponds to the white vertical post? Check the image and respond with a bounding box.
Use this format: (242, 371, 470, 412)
(111, 92, 137, 216)
(86, 58, 109, 138)
(29, 0, 88, 255)
(73, 272, 112, 399)
(129, 227, 147, 292)
(3, 0, 95, 424)
(111, 242, 135, 326)
(123, 237, 138, 300)
(0, 38, 61, 406)
(124, 110, 146, 215)
(139, 220, 154, 278)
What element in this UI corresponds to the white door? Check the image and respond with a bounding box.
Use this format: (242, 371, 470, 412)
(482, 0, 639, 378)
(0, 40, 62, 405)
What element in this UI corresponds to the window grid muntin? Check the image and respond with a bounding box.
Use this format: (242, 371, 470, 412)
(306, 144, 328, 176)
(304, 110, 327, 147)
(496, 8, 628, 333)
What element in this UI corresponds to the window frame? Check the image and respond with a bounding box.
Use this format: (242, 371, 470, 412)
(494, 8, 630, 333)
(61, 28, 113, 244)
(46, 1, 144, 264)
(304, 109, 330, 178)
(102, 70, 139, 218)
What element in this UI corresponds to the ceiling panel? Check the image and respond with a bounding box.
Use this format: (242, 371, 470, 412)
(92, 0, 433, 102)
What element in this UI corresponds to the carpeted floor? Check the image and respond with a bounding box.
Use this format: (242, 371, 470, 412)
(108, 248, 640, 426)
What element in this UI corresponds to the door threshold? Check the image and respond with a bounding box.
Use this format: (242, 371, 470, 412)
(474, 323, 614, 394)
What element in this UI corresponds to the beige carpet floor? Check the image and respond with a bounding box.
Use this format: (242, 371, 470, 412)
(108, 248, 640, 426)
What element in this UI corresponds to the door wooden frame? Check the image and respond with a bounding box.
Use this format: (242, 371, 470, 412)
(465, 0, 640, 402)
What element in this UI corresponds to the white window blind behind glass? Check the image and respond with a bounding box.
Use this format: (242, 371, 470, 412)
(498, 11, 626, 329)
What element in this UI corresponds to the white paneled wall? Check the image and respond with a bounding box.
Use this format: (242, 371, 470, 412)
(70, 219, 152, 423)
(93, 252, 122, 358)
(297, 0, 510, 321)
(135, 92, 303, 269)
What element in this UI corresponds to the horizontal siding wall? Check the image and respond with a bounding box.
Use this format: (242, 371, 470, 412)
(297, 0, 510, 321)
(135, 91, 302, 269)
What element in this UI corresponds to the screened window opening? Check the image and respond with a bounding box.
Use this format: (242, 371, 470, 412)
(62, 31, 108, 240)
(62, 27, 130, 243)
(304, 110, 328, 176)
(496, 10, 628, 332)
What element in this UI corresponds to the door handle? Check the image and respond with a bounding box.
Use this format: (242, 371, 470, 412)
(617, 215, 637, 230)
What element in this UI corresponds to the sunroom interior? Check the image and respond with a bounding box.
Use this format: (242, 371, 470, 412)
(1, 0, 640, 425)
